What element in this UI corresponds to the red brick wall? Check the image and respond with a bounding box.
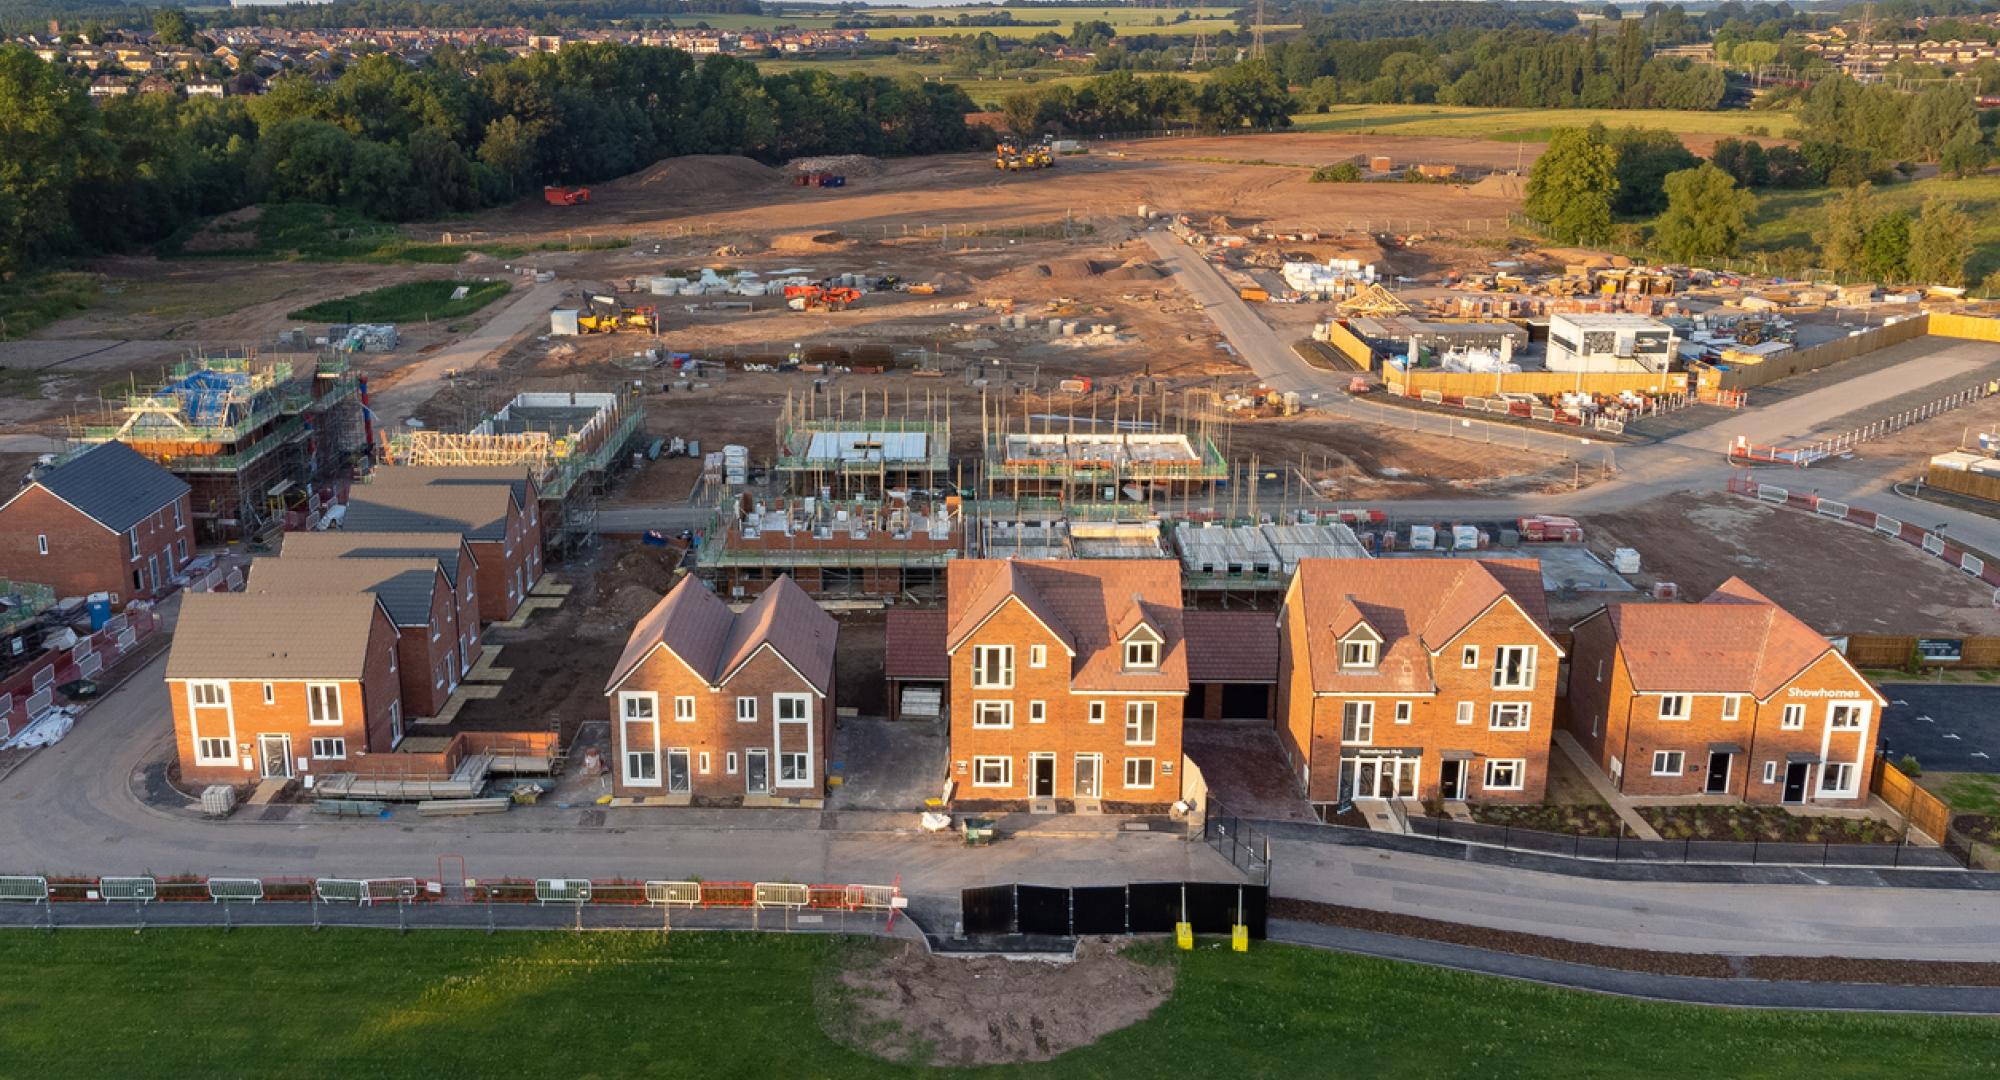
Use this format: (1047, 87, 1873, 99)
(1561, 613, 1623, 770)
(0, 487, 192, 600)
(947, 599, 1183, 804)
(466, 499, 532, 622)
(449, 540, 482, 676)
(393, 569, 460, 717)
(606, 643, 832, 800)
(1275, 587, 1320, 796)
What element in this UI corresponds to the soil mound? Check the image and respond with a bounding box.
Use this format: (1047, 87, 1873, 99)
(1469, 171, 1526, 199)
(828, 939, 1172, 1067)
(785, 154, 883, 177)
(770, 230, 852, 254)
(1038, 257, 1105, 280)
(1100, 257, 1166, 282)
(181, 205, 267, 253)
(616, 155, 782, 192)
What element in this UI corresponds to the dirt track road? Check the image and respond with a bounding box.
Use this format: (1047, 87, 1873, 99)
(369, 278, 564, 428)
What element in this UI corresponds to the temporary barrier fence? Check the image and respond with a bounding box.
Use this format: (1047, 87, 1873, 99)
(1726, 476, 2000, 604)
(1731, 381, 1999, 467)
(960, 881, 1269, 940)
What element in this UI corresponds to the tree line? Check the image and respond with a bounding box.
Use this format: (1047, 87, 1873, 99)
(997, 62, 1294, 136)
(0, 42, 976, 275)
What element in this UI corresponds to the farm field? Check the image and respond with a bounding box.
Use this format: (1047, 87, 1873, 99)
(0, 930, 1993, 1077)
(1747, 175, 2000, 282)
(689, 5, 1259, 38)
(1292, 103, 1797, 146)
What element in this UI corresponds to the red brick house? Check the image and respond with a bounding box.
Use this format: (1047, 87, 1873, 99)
(167, 592, 404, 788)
(278, 531, 482, 684)
(602, 574, 836, 804)
(0, 441, 193, 600)
(247, 556, 465, 718)
(342, 466, 542, 622)
(1276, 558, 1560, 813)
(944, 559, 1187, 810)
(1565, 578, 1886, 806)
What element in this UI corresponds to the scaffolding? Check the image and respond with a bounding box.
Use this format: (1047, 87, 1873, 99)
(980, 385, 1230, 500)
(695, 495, 962, 599)
(773, 389, 952, 498)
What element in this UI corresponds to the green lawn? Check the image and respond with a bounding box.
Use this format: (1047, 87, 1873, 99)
(0, 272, 99, 341)
(0, 930, 1994, 1077)
(1930, 772, 2000, 816)
(288, 279, 512, 324)
(1291, 104, 1796, 141)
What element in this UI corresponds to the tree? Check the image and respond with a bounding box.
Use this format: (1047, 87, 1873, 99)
(0, 46, 101, 274)
(1908, 197, 1973, 287)
(1939, 128, 1990, 180)
(1525, 126, 1618, 245)
(1860, 211, 1911, 283)
(153, 10, 193, 47)
(1815, 183, 1875, 275)
(1652, 163, 1755, 261)
(1609, 126, 1699, 216)
(1709, 137, 1769, 188)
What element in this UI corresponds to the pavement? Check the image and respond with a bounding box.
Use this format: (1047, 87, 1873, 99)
(1879, 684, 2000, 773)
(1552, 730, 1663, 840)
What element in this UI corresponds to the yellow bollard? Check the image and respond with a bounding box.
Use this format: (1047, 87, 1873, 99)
(1231, 924, 1248, 953)
(1176, 922, 1193, 950)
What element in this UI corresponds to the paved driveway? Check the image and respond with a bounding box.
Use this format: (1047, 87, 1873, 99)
(1877, 684, 2000, 773)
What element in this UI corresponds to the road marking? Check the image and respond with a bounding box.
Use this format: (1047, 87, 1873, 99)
(1972, 751, 1991, 760)
(1943, 732, 1963, 740)
(1893, 699, 1909, 705)
(1918, 715, 1934, 723)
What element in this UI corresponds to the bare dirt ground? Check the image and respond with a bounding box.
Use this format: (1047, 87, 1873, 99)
(1228, 414, 1593, 499)
(827, 938, 1173, 1067)
(1579, 491, 2000, 635)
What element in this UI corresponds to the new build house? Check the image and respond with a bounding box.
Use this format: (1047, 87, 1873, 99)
(342, 466, 542, 621)
(1277, 558, 1560, 812)
(1565, 578, 1885, 806)
(167, 592, 404, 788)
(276, 531, 481, 685)
(602, 574, 836, 804)
(247, 556, 467, 718)
(0, 441, 192, 600)
(945, 559, 1187, 810)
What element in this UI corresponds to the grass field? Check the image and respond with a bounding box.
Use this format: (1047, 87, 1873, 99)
(1291, 104, 1797, 141)
(685, 6, 1254, 39)
(753, 54, 1103, 107)
(0, 272, 98, 341)
(160, 204, 630, 265)
(0, 930, 1995, 1077)
(288, 279, 512, 323)
(1747, 175, 2000, 282)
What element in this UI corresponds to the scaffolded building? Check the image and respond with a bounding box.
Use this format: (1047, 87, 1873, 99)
(980, 387, 1229, 501)
(1175, 519, 1372, 594)
(696, 494, 962, 600)
(66, 351, 365, 543)
(773, 390, 952, 498)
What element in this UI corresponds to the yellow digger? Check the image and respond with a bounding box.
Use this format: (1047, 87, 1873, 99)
(577, 294, 659, 334)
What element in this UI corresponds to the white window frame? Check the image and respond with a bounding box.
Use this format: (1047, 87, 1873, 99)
(1088, 701, 1105, 725)
(1124, 756, 1155, 790)
(1461, 645, 1478, 669)
(1029, 644, 1046, 668)
(1762, 760, 1778, 784)
(306, 682, 342, 726)
(1781, 704, 1805, 730)
(699, 751, 711, 775)
(1484, 758, 1525, 791)
(1821, 761, 1857, 796)
(1720, 695, 1741, 722)
(726, 752, 739, 775)
(619, 692, 661, 787)
(262, 682, 274, 705)
(1341, 701, 1374, 745)
(736, 696, 757, 723)
(1124, 701, 1157, 746)
(1658, 694, 1690, 721)
(971, 644, 1015, 689)
(1827, 702, 1867, 730)
(172, 499, 182, 529)
(1652, 750, 1685, 776)
(774, 692, 813, 787)
(35, 534, 46, 555)
(309, 736, 347, 760)
(1488, 702, 1531, 731)
(1455, 701, 1474, 726)
(1340, 639, 1377, 668)
(1393, 701, 1412, 725)
(972, 700, 1013, 730)
(972, 755, 1012, 788)
(128, 528, 140, 559)
(1491, 646, 1536, 690)
(1029, 700, 1046, 724)
(673, 695, 696, 723)
(187, 681, 235, 765)
(1124, 636, 1160, 670)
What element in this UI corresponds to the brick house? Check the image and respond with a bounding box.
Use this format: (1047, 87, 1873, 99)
(1565, 578, 1886, 806)
(276, 531, 481, 684)
(602, 574, 836, 804)
(167, 592, 404, 788)
(0, 441, 193, 601)
(944, 559, 1187, 810)
(1276, 558, 1560, 812)
(247, 556, 465, 717)
(342, 466, 542, 621)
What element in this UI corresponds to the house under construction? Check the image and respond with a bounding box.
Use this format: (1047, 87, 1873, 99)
(65, 351, 366, 543)
(696, 494, 962, 600)
(383, 389, 645, 556)
(980, 387, 1230, 501)
(773, 390, 952, 498)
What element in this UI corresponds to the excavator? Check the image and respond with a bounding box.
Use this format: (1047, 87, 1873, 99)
(994, 139, 1055, 171)
(783, 283, 862, 312)
(576, 294, 659, 334)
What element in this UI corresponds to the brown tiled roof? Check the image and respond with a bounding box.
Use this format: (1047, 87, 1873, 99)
(1291, 558, 1552, 695)
(277, 531, 472, 587)
(604, 575, 835, 694)
(345, 481, 514, 540)
(884, 610, 949, 680)
(1182, 611, 1278, 683)
(945, 559, 1186, 692)
(247, 556, 442, 627)
(166, 592, 384, 680)
(369, 464, 535, 508)
(1603, 577, 1862, 699)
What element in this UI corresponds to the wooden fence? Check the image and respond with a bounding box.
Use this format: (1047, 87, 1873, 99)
(1317, 321, 1375, 371)
(1872, 754, 1953, 843)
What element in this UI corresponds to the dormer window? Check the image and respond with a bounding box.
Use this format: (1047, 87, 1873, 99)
(1340, 639, 1378, 668)
(1124, 637, 1159, 669)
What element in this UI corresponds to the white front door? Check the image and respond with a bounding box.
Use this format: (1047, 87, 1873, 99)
(258, 734, 292, 780)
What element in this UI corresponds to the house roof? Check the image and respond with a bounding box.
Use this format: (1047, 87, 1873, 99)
(343, 472, 517, 540)
(368, 465, 533, 510)
(276, 531, 471, 587)
(1599, 577, 1874, 700)
(247, 556, 442, 627)
(604, 575, 835, 695)
(884, 610, 949, 681)
(1291, 558, 1553, 695)
(945, 559, 1186, 692)
(20, 441, 187, 533)
(166, 592, 385, 680)
(1181, 611, 1279, 683)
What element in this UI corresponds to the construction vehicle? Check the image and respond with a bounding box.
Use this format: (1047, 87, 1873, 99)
(1239, 286, 1269, 303)
(576, 294, 659, 334)
(783, 284, 862, 312)
(543, 185, 590, 206)
(1058, 376, 1093, 394)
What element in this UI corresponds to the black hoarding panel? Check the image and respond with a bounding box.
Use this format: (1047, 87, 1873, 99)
(1016, 885, 1072, 936)
(1126, 881, 1181, 934)
(961, 884, 1015, 935)
(1070, 885, 1128, 936)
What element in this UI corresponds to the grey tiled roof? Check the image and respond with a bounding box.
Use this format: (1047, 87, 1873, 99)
(33, 441, 187, 532)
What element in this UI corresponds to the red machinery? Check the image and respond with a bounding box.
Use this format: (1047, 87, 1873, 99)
(543, 186, 591, 206)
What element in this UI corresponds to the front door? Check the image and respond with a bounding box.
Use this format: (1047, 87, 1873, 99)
(257, 734, 292, 780)
(1073, 754, 1100, 799)
(666, 748, 691, 794)
(1439, 760, 1467, 801)
(1031, 754, 1055, 798)
(147, 554, 161, 592)
(1705, 752, 1732, 795)
(746, 748, 769, 795)
(1354, 758, 1379, 798)
(1782, 761, 1810, 804)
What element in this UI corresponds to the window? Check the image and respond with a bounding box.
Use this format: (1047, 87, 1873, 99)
(973, 701, 1013, 729)
(1125, 757, 1155, 789)
(1393, 701, 1412, 725)
(1781, 704, 1805, 730)
(1484, 759, 1525, 790)
(736, 697, 757, 723)
(1340, 639, 1377, 668)
(176, 538, 187, 564)
(972, 645, 1014, 688)
(1340, 701, 1373, 744)
(1461, 645, 1478, 669)
(1721, 696, 1741, 722)
(192, 682, 227, 707)
(726, 752, 739, 775)
(1652, 750, 1685, 776)
(307, 683, 341, 725)
(1762, 761, 1778, 784)
(172, 500, 182, 529)
(35, 534, 46, 556)
(1124, 637, 1160, 669)
(622, 694, 656, 721)
(1088, 701, 1105, 725)
(431, 619, 441, 643)
(1828, 703, 1866, 730)
(672, 696, 696, 723)
(1491, 646, 1536, 690)
(1658, 695, 1689, 721)
(620, 693, 659, 786)
(1029, 700, 1046, 724)
(1455, 701, 1474, 726)
(1821, 761, 1856, 795)
(1489, 702, 1531, 731)
(309, 737, 347, 760)
(1029, 644, 1046, 668)
(196, 736, 233, 764)
(699, 752, 711, 774)
(972, 756, 1011, 787)
(128, 528, 140, 559)
(1125, 701, 1158, 746)
(262, 683, 275, 705)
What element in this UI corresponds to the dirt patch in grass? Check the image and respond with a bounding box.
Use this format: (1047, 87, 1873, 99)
(1639, 805, 1904, 844)
(828, 938, 1172, 1066)
(1469, 802, 1624, 838)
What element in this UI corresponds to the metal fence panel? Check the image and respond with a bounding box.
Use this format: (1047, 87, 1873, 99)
(97, 876, 156, 902)
(961, 884, 1015, 935)
(1071, 885, 1128, 935)
(207, 878, 264, 903)
(754, 883, 808, 909)
(846, 884, 897, 911)
(0, 875, 49, 902)
(644, 880, 701, 906)
(367, 878, 420, 904)
(1015, 885, 1072, 936)
(534, 878, 591, 904)
(315, 879, 367, 903)
(1125, 882, 1181, 934)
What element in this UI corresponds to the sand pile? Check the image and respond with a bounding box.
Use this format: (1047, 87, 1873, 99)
(1469, 171, 1526, 199)
(1100, 257, 1166, 282)
(616, 155, 782, 192)
(770, 230, 853, 254)
(1038, 257, 1104, 280)
(786, 154, 883, 177)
